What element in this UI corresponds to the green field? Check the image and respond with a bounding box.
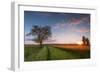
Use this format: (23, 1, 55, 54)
(24, 45, 90, 61)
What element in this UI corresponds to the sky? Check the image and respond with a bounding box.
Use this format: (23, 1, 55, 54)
(24, 11, 90, 44)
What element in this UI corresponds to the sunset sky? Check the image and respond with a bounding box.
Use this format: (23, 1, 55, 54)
(24, 11, 90, 44)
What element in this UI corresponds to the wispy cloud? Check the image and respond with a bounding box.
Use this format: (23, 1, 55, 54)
(51, 16, 90, 29)
(68, 16, 90, 26)
(52, 23, 67, 29)
(69, 18, 82, 25)
(72, 28, 90, 33)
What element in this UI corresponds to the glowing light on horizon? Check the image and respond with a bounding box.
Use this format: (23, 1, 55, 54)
(77, 41, 83, 45)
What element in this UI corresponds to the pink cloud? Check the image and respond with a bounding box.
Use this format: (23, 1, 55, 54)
(68, 16, 90, 26)
(52, 16, 90, 29)
(69, 18, 81, 25)
(72, 28, 90, 33)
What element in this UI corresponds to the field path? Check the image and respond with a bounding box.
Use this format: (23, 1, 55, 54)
(47, 46, 78, 60)
(25, 45, 90, 61)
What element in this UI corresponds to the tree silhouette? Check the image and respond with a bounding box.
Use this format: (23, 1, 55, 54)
(82, 36, 90, 46)
(82, 36, 86, 45)
(85, 38, 90, 46)
(26, 25, 52, 47)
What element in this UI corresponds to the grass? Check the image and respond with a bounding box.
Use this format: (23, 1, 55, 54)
(24, 45, 90, 61)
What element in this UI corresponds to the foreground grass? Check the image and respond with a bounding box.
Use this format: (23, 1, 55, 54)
(24, 45, 90, 61)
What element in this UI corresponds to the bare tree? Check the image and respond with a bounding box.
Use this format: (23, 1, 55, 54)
(26, 25, 52, 48)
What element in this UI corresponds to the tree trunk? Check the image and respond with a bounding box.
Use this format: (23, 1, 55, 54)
(40, 40, 43, 48)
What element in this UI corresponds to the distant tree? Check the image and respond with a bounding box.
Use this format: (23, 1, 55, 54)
(82, 36, 90, 46)
(85, 38, 90, 46)
(26, 25, 52, 48)
(82, 36, 86, 45)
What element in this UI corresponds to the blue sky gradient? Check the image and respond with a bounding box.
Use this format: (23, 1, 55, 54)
(24, 11, 90, 44)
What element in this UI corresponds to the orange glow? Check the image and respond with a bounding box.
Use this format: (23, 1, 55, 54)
(77, 41, 83, 45)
